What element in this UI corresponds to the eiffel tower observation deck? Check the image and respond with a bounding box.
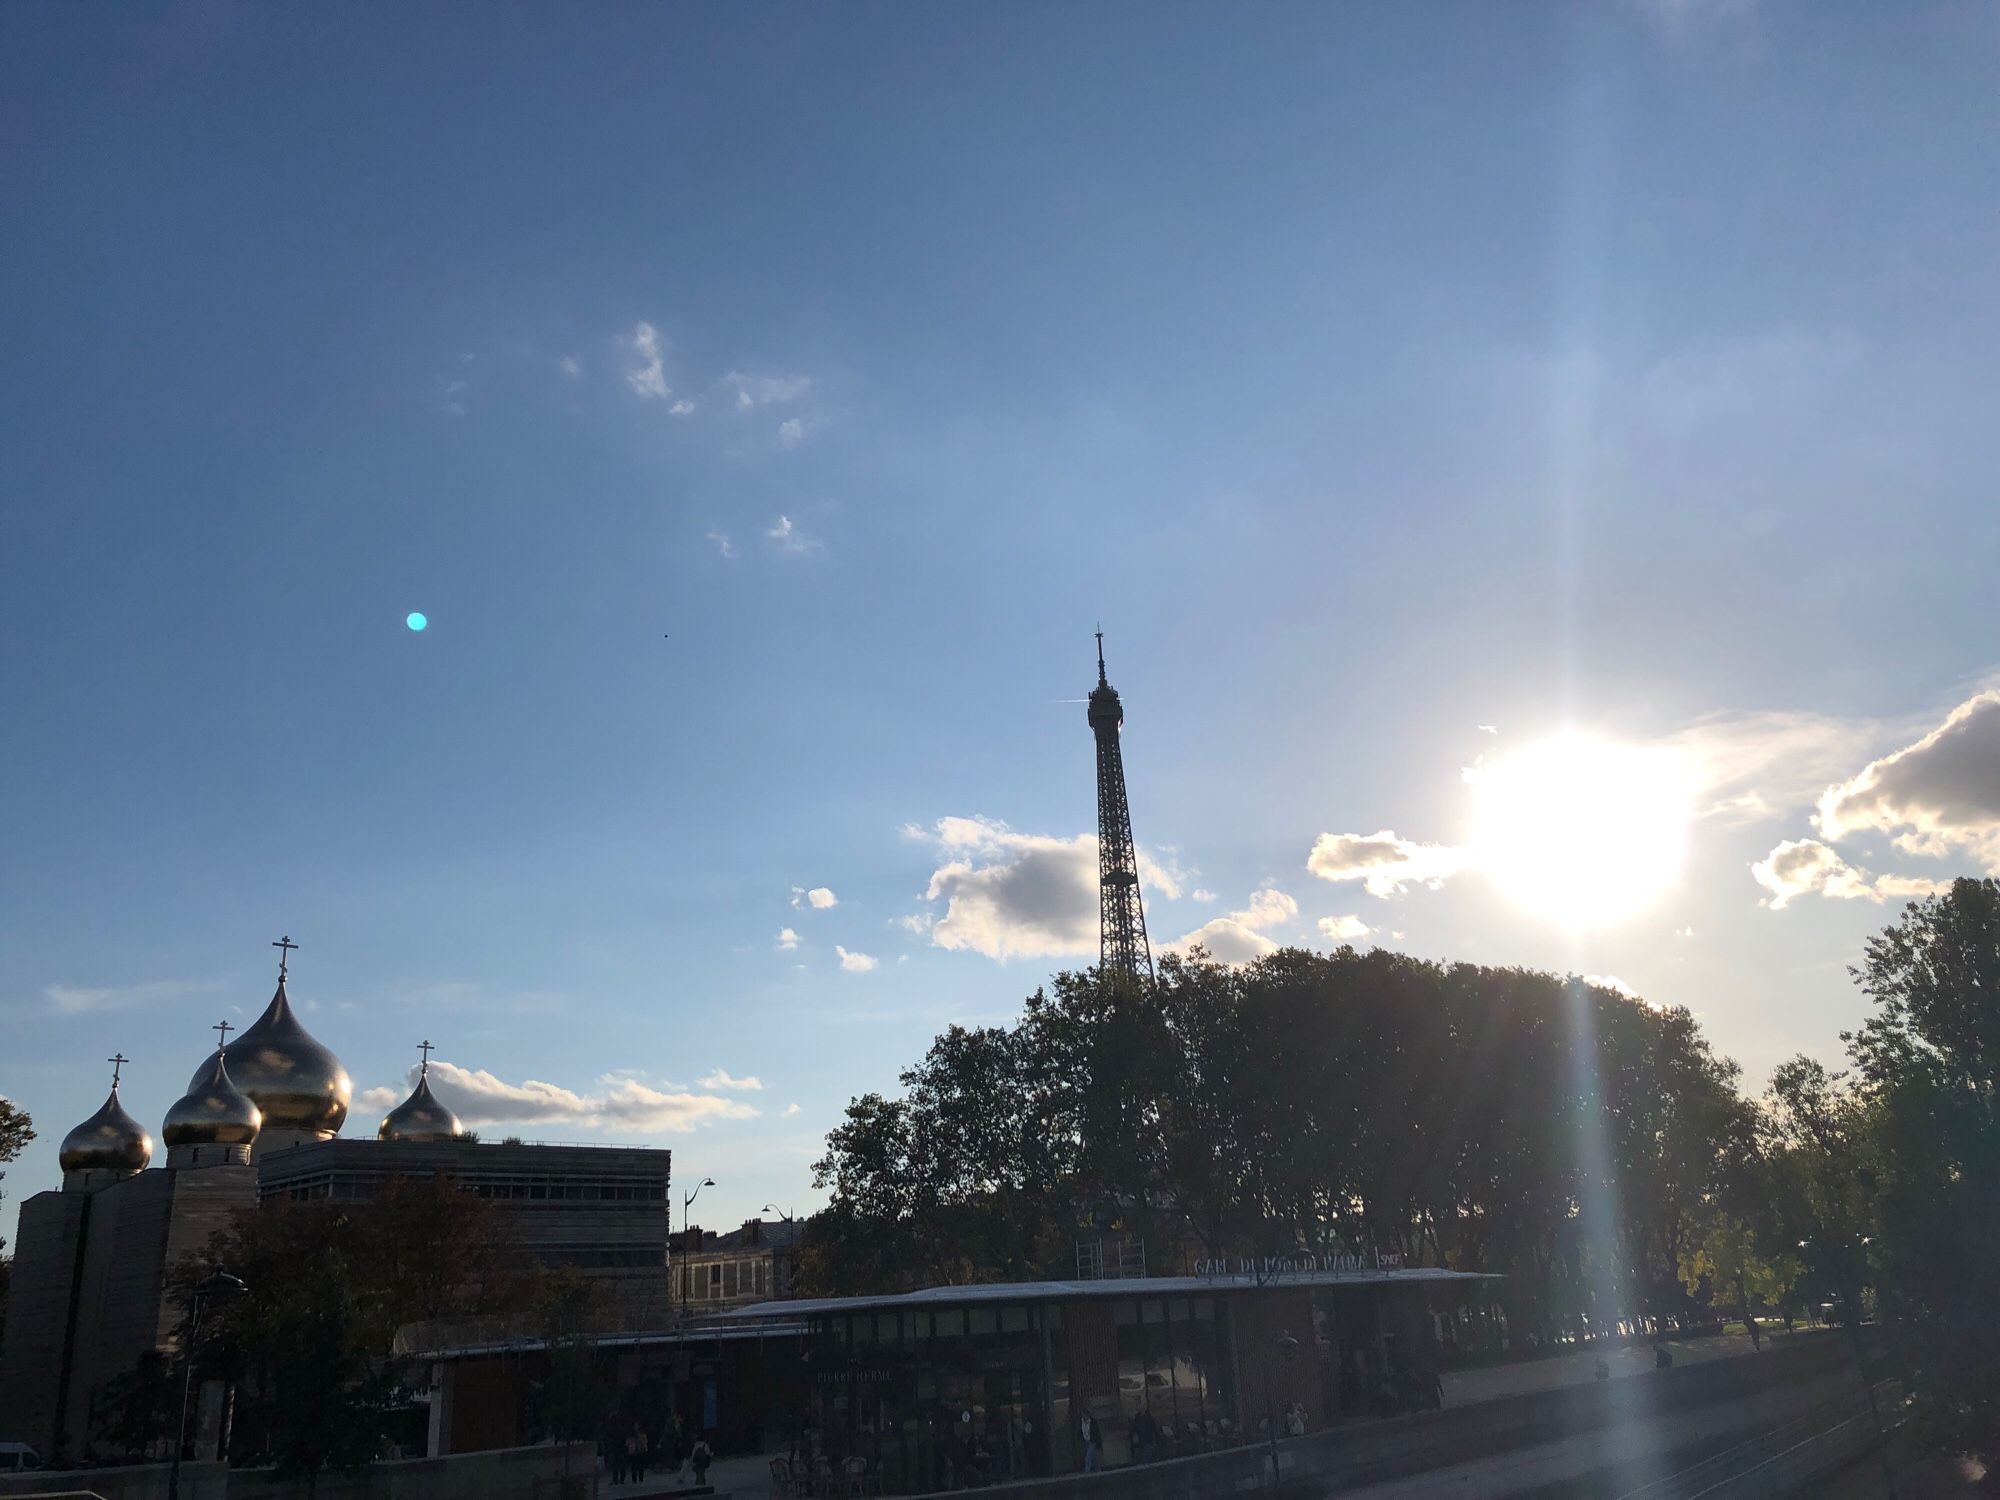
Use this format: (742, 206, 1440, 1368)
(1089, 632, 1153, 985)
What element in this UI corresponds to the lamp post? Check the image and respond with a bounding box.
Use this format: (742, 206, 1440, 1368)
(168, 1269, 247, 1500)
(678, 1177, 715, 1325)
(1264, 1334, 1298, 1489)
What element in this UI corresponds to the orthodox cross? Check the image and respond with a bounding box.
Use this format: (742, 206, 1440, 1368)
(108, 1053, 129, 1088)
(272, 934, 298, 978)
(417, 1039, 434, 1077)
(213, 1019, 235, 1053)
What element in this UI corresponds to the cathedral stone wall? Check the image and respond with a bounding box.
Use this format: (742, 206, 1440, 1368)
(56, 1165, 259, 1456)
(0, 1189, 92, 1457)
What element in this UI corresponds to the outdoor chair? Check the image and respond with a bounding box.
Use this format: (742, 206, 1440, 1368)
(840, 1455, 879, 1496)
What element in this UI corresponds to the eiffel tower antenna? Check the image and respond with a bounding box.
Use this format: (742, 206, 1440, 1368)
(1088, 631, 1153, 984)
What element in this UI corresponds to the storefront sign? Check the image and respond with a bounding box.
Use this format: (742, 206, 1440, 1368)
(1191, 1249, 1402, 1278)
(815, 1366, 896, 1385)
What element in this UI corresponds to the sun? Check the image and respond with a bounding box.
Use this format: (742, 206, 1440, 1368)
(1469, 734, 1695, 930)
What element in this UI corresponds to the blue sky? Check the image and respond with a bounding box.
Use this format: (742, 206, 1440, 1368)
(6, 1, 2000, 1245)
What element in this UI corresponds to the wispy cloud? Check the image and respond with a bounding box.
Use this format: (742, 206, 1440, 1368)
(724, 372, 811, 409)
(791, 886, 837, 910)
(45, 979, 219, 1015)
(776, 927, 800, 951)
(557, 355, 582, 379)
(765, 515, 812, 555)
(836, 946, 878, 973)
(778, 417, 806, 449)
(698, 1068, 764, 1092)
(706, 529, 737, 559)
(782, 1102, 802, 1118)
(624, 321, 670, 399)
(412, 1060, 759, 1133)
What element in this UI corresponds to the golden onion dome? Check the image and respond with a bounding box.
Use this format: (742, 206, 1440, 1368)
(59, 1085, 153, 1174)
(197, 977, 351, 1134)
(163, 1048, 263, 1149)
(377, 1069, 463, 1143)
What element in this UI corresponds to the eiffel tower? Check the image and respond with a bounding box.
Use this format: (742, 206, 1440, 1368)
(1088, 631, 1153, 984)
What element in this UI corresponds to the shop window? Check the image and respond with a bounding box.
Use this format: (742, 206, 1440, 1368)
(968, 1307, 997, 1337)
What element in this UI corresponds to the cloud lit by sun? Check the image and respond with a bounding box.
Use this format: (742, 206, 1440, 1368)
(1468, 735, 1697, 931)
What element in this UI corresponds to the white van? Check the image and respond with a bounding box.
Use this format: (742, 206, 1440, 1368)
(0, 1441, 42, 1471)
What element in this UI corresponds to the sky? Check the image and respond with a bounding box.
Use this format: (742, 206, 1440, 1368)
(6, 1, 2000, 1249)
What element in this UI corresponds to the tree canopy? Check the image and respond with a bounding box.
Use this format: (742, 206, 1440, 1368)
(804, 947, 1753, 1343)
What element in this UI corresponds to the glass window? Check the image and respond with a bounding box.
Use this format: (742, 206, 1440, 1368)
(968, 1307, 997, 1337)
(934, 1309, 965, 1337)
(1000, 1306, 1030, 1333)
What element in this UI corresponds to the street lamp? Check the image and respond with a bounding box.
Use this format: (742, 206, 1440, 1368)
(678, 1178, 715, 1325)
(168, 1269, 247, 1500)
(1264, 1334, 1299, 1489)
(762, 1203, 795, 1224)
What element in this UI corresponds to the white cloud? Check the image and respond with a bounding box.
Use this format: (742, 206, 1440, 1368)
(782, 1102, 802, 1118)
(908, 816, 1181, 962)
(1307, 830, 1473, 897)
(778, 417, 806, 449)
(1666, 710, 1884, 827)
(1190, 889, 1217, 904)
(357, 1085, 401, 1113)
(1750, 838, 1943, 910)
(723, 372, 811, 408)
(45, 978, 218, 1015)
(1318, 914, 1372, 943)
(836, 946, 878, 973)
(557, 355, 581, 379)
(1169, 887, 1298, 964)
(669, 399, 695, 416)
(624, 321, 670, 399)
(419, 1060, 758, 1133)
(776, 927, 800, 951)
(791, 886, 837, 910)
(765, 515, 811, 555)
(1817, 691, 2000, 871)
(1583, 973, 1642, 1001)
(706, 529, 737, 559)
(698, 1068, 764, 1092)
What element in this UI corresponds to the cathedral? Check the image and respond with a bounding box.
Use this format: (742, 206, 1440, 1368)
(0, 945, 674, 1463)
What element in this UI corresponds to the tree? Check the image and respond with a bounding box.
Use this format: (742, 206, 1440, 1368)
(807, 946, 1755, 1352)
(531, 1271, 615, 1493)
(0, 1096, 31, 1340)
(1843, 878, 2000, 1463)
(91, 1349, 175, 1459)
(180, 1177, 544, 1491)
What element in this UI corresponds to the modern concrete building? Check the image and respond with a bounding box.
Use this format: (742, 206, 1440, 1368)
(259, 1136, 673, 1317)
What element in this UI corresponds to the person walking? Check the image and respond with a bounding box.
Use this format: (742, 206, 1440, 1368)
(627, 1423, 649, 1485)
(608, 1416, 629, 1485)
(1079, 1412, 1101, 1473)
(690, 1433, 714, 1487)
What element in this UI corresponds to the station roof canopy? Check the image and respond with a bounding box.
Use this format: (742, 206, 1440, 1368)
(723, 1266, 1496, 1322)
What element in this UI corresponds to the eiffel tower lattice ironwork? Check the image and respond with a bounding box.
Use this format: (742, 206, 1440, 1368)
(1089, 631, 1153, 984)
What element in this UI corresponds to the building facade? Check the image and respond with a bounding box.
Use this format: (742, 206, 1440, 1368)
(672, 1217, 802, 1314)
(725, 1267, 1491, 1494)
(260, 1137, 673, 1318)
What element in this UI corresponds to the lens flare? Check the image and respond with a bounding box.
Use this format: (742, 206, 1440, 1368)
(1470, 735, 1694, 930)
(406, 612, 428, 632)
